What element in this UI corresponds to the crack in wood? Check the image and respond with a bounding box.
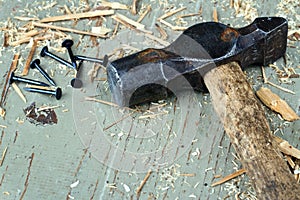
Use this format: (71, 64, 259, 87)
(19, 152, 34, 200)
(89, 179, 99, 200)
(0, 165, 8, 187)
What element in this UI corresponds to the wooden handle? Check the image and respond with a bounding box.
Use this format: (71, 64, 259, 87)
(203, 61, 300, 200)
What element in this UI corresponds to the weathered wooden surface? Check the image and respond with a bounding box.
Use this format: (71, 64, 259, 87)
(0, 0, 299, 200)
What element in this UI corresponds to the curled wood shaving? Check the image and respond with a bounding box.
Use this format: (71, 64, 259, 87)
(211, 168, 246, 187)
(39, 10, 115, 23)
(256, 87, 299, 122)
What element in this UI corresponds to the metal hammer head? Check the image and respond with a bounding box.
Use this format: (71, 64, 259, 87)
(107, 17, 288, 107)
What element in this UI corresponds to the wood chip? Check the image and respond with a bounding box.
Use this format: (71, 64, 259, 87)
(32, 22, 108, 38)
(213, 7, 218, 22)
(101, 1, 128, 10)
(256, 87, 299, 122)
(22, 39, 37, 76)
(39, 10, 115, 23)
(11, 83, 27, 103)
(211, 168, 247, 187)
(136, 170, 152, 196)
(274, 136, 300, 159)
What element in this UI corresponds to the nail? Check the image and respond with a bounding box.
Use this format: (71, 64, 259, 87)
(30, 59, 56, 86)
(70, 60, 83, 88)
(9, 72, 50, 87)
(62, 39, 77, 69)
(40, 46, 75, 69)
(23, 87, 62, 100)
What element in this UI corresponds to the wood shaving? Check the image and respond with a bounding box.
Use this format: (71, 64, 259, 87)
(11, 83, 27, 103)
(32, 22, 108, 38)
(100, 1, 128, 10)
(274, 136, 300, 159)
(155, 23, 168, 40)
(137, 5, 151, 23)
(39, 10, 114, 23)
(111, 13, 152, 34)
(158, 7, 187, 21)
(159, 19, 187, 31)
(211, 168, 246, 187)
(136, 170, 152, 196)
(213, 7, 218, 22)
(131, 0, 138, 15)
(22, 39, 37, 76)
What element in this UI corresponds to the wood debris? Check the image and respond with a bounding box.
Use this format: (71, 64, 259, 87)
(39, 10, 114, 23)
(155, 23, 168, 40)
(0, 53, 20, 117)
(211, 168, 247, 187)
(85, 97, 119, 107)
(137, 5, 151, 23)
(131, 0, 139, 15)
(256, 87, 299, 122)
(213, 7, 218, 22)
(274, 136, 300, 159)
(11, 83, 27, 103)
(159, 19, 187, 31)
(32, 22, 108, 38)
(100, 1, 128, 10)
(136, 170, 152, 196)
(111, 13, 152, 34)
(14, 16, 39, 21)
(22, 39, 38, 76)
(158, 7, 187, 21)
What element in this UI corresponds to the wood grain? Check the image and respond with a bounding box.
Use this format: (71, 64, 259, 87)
(203, 61, 300, 200)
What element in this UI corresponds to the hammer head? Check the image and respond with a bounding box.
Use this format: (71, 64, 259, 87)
(107, 17, 288, 107)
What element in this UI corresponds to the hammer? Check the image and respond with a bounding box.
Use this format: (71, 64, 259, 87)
(106, 17, 300, 199)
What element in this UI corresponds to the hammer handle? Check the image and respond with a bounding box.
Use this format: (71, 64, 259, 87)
(204, 61, 300, 200)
